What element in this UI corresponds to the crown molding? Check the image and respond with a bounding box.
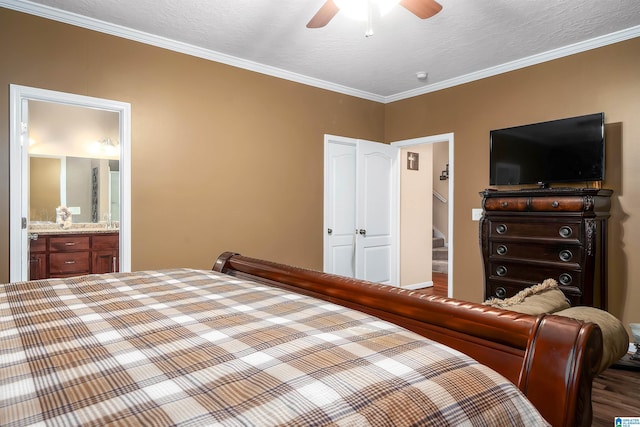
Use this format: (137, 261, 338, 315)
(386, 25, 640, 103)
(2, 0, 638, 104)
(0, 0, 386, 103)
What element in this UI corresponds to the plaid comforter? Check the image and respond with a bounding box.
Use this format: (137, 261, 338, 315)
(1, 269, 549, 426)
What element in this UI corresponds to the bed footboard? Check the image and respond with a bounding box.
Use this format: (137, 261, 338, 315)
(214, 252, 602, 427)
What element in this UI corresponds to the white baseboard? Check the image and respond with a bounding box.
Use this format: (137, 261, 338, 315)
(403, 281, 434, 290)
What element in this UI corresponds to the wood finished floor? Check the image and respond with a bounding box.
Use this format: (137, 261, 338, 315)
(418, 273, 640, 426)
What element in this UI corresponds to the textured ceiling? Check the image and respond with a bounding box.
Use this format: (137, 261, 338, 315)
(3, 0, 640, 102)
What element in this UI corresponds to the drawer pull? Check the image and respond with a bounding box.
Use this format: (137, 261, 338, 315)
(496, 266, 508, 276)
(64, 260, 76, 264)
(559, 250, 573, 262)
(501, 201, 508, 208)
(552, 201, 559, 208)
(496, 224, 508, 234)
(558, 226, 573, 238)
(559, 273, 573, 285)
(64, 242, 77, 246)
(495, 287, 507, 298)
(496, 245, 508, 255)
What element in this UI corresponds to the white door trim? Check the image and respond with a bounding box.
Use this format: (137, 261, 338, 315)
(391, 133, 454, 297)
(9, 84, 132, 282)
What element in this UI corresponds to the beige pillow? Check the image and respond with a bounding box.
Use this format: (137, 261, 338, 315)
(483, 279, 570, 315)
(554, 306, 629, 374)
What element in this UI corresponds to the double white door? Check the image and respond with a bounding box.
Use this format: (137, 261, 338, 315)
(323, 135, 398, 285)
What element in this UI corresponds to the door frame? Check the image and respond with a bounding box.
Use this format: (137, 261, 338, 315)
(391, 133, 454, 297)
(9, 84, 132, 281)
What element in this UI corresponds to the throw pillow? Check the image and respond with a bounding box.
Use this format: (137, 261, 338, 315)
(483, 278, 570, 315)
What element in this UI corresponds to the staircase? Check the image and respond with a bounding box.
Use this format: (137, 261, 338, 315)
(432, 235, 448, 274)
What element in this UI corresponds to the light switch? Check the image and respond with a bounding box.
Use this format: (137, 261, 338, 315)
(69, 206, 81, 215)
(472, 208, 483, 221)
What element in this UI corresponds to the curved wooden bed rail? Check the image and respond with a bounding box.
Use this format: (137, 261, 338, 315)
(213, 252, 603, 427)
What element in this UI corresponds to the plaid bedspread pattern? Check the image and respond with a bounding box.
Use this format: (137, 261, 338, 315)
(1, 269, 549, 426)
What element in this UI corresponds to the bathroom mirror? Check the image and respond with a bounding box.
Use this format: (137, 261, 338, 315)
(28, 100, 120, 225)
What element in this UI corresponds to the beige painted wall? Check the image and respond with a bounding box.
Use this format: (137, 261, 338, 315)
(432, 142, 449, 243)
(1, 8, 638, 333)
(0, 8, 384, 278)
(385, 37, 640, 332)
(400, 144, 433, 286)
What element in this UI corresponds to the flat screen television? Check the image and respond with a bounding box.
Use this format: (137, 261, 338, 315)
(489, 113, 604, 188)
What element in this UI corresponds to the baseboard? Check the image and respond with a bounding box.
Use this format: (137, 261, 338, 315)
(403, 281, 434, 290)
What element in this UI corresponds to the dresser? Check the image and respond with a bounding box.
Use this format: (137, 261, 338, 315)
(29, 231, 119, 280)
(479, 188, 612, 309)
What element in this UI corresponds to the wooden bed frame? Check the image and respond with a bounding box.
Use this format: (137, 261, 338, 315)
(214, 252, 603, 427)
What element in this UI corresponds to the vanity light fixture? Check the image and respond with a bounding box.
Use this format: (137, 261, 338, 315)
(95, 137, 119, 156)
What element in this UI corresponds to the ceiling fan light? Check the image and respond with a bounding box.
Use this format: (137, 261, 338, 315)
(379, 0, 401, 16)
(334, 0, 401, 20)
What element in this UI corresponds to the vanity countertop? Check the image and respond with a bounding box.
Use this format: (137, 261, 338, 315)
(29, 224, 119, 235)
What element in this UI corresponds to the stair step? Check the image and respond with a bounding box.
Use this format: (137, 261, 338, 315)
(433, 246, 448, 261)
(432, 259, 448, 274)
(432, 237, 445, 248)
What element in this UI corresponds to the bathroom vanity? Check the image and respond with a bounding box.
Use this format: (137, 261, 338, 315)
(29, 226, 119, 280)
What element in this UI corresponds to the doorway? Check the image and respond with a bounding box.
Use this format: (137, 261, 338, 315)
(391, 133, 454, 297)
(9, 84, 131, 282)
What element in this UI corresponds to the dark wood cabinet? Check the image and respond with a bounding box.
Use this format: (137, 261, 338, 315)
(479, 188, 612, 308)
(27, 232, 119, 279)
(91, 234, 120, 274)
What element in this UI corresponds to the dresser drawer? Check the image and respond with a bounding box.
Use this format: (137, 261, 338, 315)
(488, 220, 582, 242)
(488, 260, 582, 287)
(50, 236, 90, 252)
(484, 197, 529, 211)
(50, 252, 90, 276)
(486, 280, 582, 306)
(489, 241, 583, 265)
(529, 197, 587, 212)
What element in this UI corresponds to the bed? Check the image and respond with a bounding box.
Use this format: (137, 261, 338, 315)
(1, 252, 602, 426)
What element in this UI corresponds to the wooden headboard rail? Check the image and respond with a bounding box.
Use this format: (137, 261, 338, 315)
(213, 252, 603, 427)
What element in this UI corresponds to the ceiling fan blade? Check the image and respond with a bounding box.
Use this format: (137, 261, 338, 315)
(307, 0, 340, 28)
(399, 0, 443, 19)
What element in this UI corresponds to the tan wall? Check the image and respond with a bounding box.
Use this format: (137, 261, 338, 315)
(385, 37, 640, 331)
(0, 8, 385, 278)
(400, 144, 433, 286)
(432, 142, 449, 242)
(1, 8, 638, 331)
(30, 157, 61, 221)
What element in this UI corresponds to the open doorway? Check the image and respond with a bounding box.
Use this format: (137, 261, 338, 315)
(391, 133, 454, 297)
(9, 85, 131, 282)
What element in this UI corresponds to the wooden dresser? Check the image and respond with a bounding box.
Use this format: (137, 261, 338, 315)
(29, 232, 119, 280)
(479, 188, 612, 309)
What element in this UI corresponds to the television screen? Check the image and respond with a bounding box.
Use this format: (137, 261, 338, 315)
(489, 113, 604, 187)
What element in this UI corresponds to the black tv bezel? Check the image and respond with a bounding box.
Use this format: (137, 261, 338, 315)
(489, 113, 605, 188)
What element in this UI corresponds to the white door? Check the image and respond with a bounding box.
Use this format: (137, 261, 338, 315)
(324, 135, 398, 285)
(356, 141, 397, 283)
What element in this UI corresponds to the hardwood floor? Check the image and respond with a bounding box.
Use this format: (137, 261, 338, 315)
(416, 274, 640, 425)
(592, 365, 640, 426)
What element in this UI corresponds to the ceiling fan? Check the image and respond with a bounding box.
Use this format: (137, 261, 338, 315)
(307, 0, 443, 28)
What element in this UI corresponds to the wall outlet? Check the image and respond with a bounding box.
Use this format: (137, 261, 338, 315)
(69, 206, 81, 215)
(472, 208, 483, 221)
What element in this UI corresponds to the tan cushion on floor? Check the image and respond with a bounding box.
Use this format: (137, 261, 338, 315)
(554, 306, 629, 374)
(482, 279, 570, 315)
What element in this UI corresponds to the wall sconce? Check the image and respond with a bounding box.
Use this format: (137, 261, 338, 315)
(440, 163, 449, 180)
(95, 137, 119, 155)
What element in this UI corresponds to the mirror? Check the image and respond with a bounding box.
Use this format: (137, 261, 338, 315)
(28, 100, 120, 225)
